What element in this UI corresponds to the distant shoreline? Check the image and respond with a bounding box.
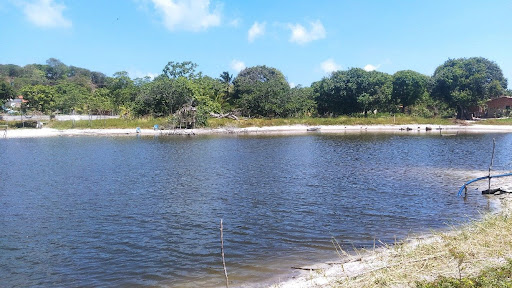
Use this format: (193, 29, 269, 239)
(3, 124, 512, 138)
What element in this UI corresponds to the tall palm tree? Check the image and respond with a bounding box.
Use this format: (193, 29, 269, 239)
(219, 71, 233, 103)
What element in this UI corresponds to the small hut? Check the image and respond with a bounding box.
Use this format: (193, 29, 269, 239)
(176, 105, 197, 129)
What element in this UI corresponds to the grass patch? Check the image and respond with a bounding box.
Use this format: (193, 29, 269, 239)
(10, 115, 456, 130)
(479, 118, 512, 125)
(328, 197, 512, 288)
(207, 115, 453, 128)
(416, 259, 512, 287)
(5, 114, 512, 130)
(45, 117, 168, 129)
(2, 115, 461, 130)
(0, 121, 23, 128)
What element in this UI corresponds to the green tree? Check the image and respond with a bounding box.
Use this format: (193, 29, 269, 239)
(91, 71, 107, 88)
(162, 61, 201, 79)
(11, 64, 48, 90)
(409, 92, 454, 118)
(314, 68, 392, 116)
(361, 70, 393, 116)
(313, 76, 345, 116)
(54, 82, 92, 113)
(20, 85, 57, 114)
(66, 66, 94, 90)
(284, 86, 316, 117)
(67, 66, 91, 78)
(487, 80, 504, 98)
(192, 76, 223, 113)
(107, 71, 137, 114)
(134, 77, 193, 117)
(0, 82, 15, 102)
(232, 65, 290, 117)
(45, 58, 68, 82)
(431, 57, 508, 119)
(191, 76, 224, 126)
(219, 71, 233, 105)
(392, 70, 430, 113)
(0, 64, 22, 78)
(87, 88, 113, 115)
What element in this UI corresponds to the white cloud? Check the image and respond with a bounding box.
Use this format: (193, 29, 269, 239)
(288, 20, 326, 45)
(289, 82, 296, 88)
(127, 69, 158, 80)
(321, 59, 341, 74)
(151, 0, 221, 32)
(146, 73, 159, 79)
(248, 21, 265, 42)
(363, 64, 380, 71)
(230, 59, 246, 72)
(363, 59, 392, 71)
(18, 0, 71, 28)
(228, 18, 241, 27)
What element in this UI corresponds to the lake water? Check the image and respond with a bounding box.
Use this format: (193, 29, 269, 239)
(1, 132, 511, 287)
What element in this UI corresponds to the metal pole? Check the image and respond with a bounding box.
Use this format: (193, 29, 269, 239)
(488, 138, 496, 191)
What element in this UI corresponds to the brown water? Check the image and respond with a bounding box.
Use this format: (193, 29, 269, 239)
(1, 133, 509, 287)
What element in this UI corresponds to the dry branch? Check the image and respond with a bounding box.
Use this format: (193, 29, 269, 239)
(210, 112, 239, 120)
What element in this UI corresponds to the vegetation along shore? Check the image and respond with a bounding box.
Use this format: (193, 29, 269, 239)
(1, 56, 511, 127)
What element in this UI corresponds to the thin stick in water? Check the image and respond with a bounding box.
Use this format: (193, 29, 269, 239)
(488, 138, 496, 191)
(220, 219, 229, 288)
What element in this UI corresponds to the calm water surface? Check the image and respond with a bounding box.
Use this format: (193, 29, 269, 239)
(1, 132, 511, 287)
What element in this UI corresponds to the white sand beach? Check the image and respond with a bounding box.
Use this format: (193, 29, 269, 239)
(3, 124, 512, 139)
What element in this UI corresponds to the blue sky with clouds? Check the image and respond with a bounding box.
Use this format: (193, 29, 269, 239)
(1, 0, 511, 87)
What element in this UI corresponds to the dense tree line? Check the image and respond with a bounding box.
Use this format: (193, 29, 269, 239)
(0, 57, 509, 125)
(313, 57, 508, 119)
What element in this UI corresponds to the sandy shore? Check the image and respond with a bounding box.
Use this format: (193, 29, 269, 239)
(3, 123, 512, 138)
(268, 193, 512, 288)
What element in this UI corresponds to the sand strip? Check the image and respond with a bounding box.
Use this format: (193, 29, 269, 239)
(3, 124, 512, 138)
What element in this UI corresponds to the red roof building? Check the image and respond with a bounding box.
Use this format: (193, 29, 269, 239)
(5, 95, 28, 108)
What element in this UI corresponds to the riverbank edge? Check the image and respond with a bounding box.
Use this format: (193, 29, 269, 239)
(3, 123, 512, 138)
(268, 193, 512, 288)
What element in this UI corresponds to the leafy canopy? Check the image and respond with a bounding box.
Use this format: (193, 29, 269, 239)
(392, 70, 430, 113)
(233, 65, 290, 117)
(431, 57, 507, 119)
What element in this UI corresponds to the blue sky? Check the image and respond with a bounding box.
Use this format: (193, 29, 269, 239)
(1, 0, 511, 88)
